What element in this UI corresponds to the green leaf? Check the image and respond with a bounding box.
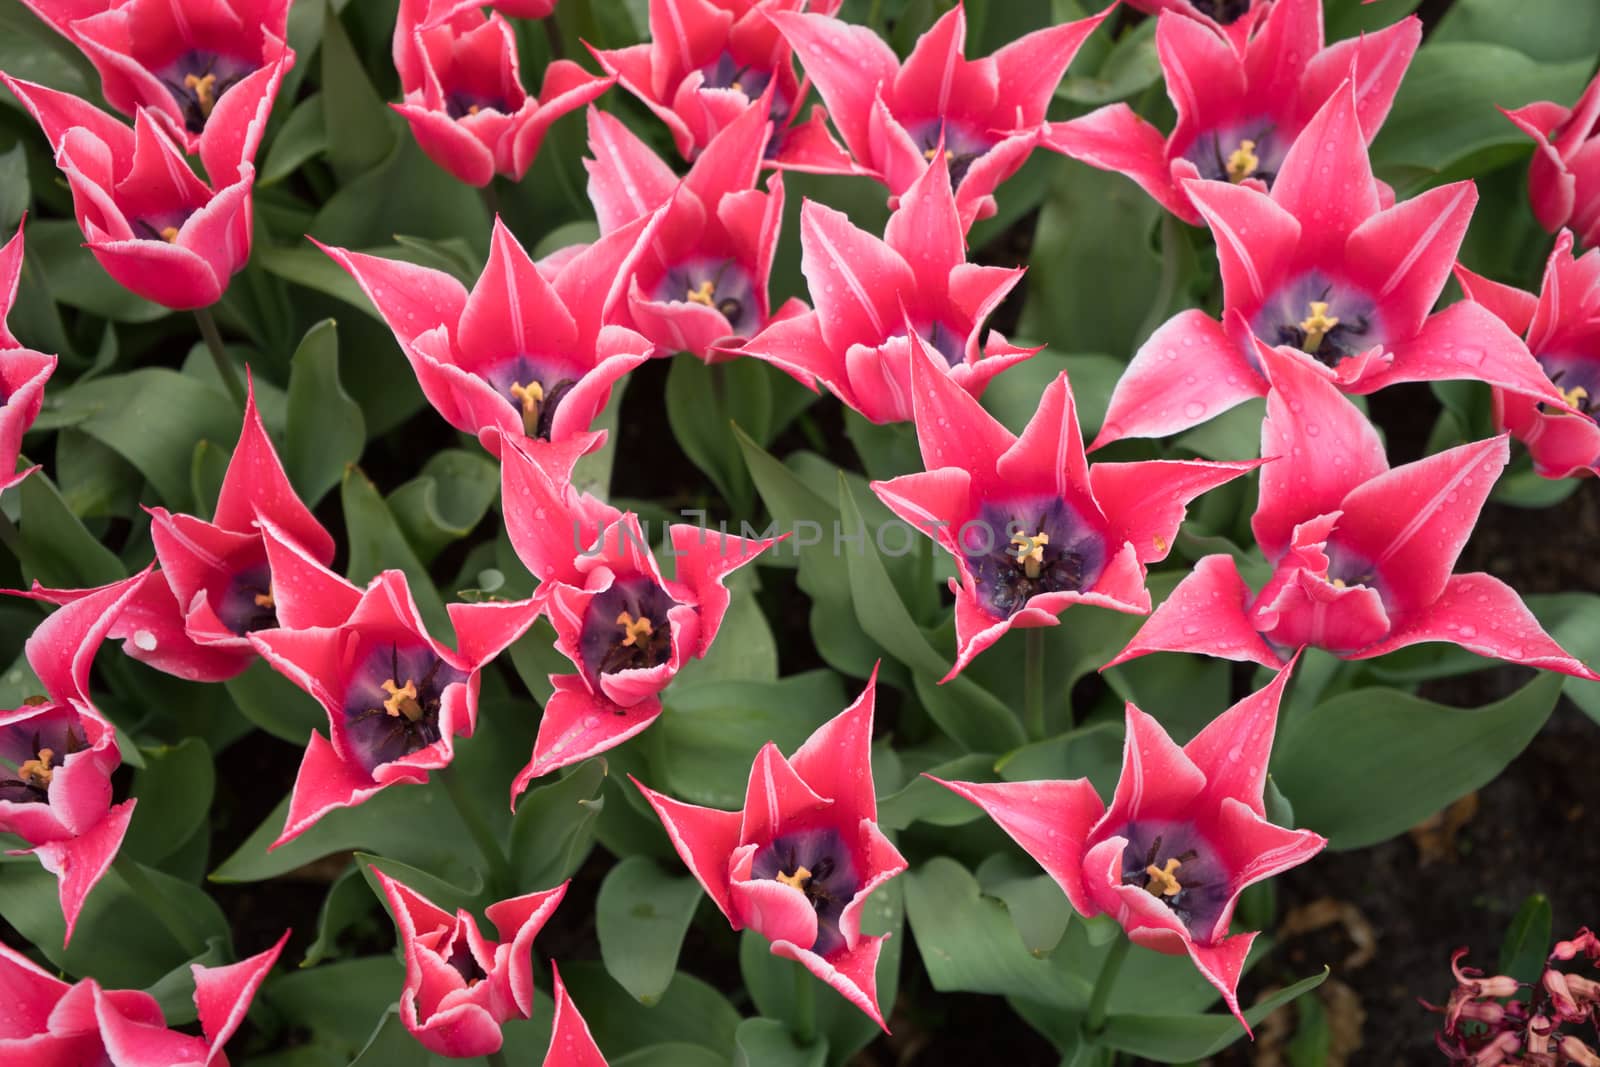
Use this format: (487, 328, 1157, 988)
(268, 956, 406, 1056)
(666, 354, 772, 512)
(1432, 0, 1600, 63)
(878, 752, 997, 831)
(260, 92, 329, 185)
(387, 449, 499, 564)
(223, 656, 327, 744)
(733, 1019, 828, 1067)
(285, 320, 366, 507)
(0, 143, 27, 230)
(1498, 893, 1553, 986)
(509, 758, 607, 890)
(976, 853, 1073, 958)
(1273, 673, 1564, 849)
(319, 6, 397, 181)
(303, 863, 379, 966)
(341, 466, 450, 638)
(1058, 16, 1160, 104)
(558, 961, 742, 1058)
(0, 3, 93, 94)
(15, 468, 126, 587)
(1098, 968, 1329, 1060)
(22, 220, 168, 323)
(672, 574, 778, 686)
(357, 853, 483, 915)
(981, 350, 1123, 439)
(597, 856, 705, 1006)
(190, 439, 230, 520)
(144, 938, 230, 1025)
(125, 738, 215, 866)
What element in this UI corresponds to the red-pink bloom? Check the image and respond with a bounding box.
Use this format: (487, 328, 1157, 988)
(933, 663, 1325, 1032)
(592, 0, 841, 163)
(1506, 67, 1600, 250)
(374, 868, 568, 1058)
(1048, 0, 1419, 225)
(500, 434, 776, 793)
(16, 0, 293, 161)
(488, 0, 557, 15)
(0, 75, 265, 309)
(0, 930, 286, 1064)
(737, 149, 1034, 423)
(871, 339, 1257, 678)
(1121, 0, 1270, 51)
(582, 104, 798, 360)
(1092, 85, 1572, 448)
(635, 671, 905, 1029)
(1, 572, 154, 943)
(320, 215, 656, 458)
(392, 0, 613, 186)
(248, 538, 542, 845)
(1108, 348, 1600, 680)
(543, 962, 607, 1066)
(1455, 231, 1600, 479)
(0, 219, 57, 493)
(772, 2, 1108, 228)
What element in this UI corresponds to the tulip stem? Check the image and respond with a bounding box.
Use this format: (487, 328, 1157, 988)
(438, 764, 514, 896)
(792, 961, 817, 1045)
(193, 307, 246, 409)
(480, 180, 501, 222)
(542, 15, 565, 60)
(1086, 933, 1131, 1034)
(1024, 628, 1046, 740)
(113, 854, 209, 958)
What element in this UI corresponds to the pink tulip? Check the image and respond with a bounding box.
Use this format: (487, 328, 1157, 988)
(0, 219, 57, 493)
(1506, 67, 1600, 250)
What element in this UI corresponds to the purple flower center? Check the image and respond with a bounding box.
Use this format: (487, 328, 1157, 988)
(1190, 0, 1252, 23)
(960, 498, 1107, 619)
(1116, 820, 1228, 940)
(1538, 354, 1600, 420)
(909, 120, 997, 190)
(657, 259, 760, 338)
(0, 722, 82, 806)
(1252, 273, 1383, 369)
(446, 92, 512, 119)
(216, 564, 278, 636)
(481, 356, 577, 440)
(158, 50, 256, 134)
(578, 576, 677, 679)
(341, 642, 466, 773)
(1181, 120, 1286, 186)
(696, 52, 791, 127)
(895, 319, 966, 367)
(443, 931, 488, 984)
(133, 210, 196, 245)
(752, 827, 859, 957)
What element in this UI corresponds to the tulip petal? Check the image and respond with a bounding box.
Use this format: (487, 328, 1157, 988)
(1182, 659, 1297, 817)
(544, 961, 607, 1067)
(1269, 83, 1379, 257)
(194, 931, 289, 1065)
(788, 670, 879, 826)
(1355, 301, 1568, 407)
(772, 12, 899, 160)
(1090, 459, 1260, 566)
(516, 676, 661, 793)
(1102, 703, 1207, 830)
(272, 732, 383, 847)
(214, 378, 333, 561)
(770, 935, 890, 1032)
(1104, 555, 1284, 670)
(32, 797, 134, 946)
(1045, 105, 1192, 223)
(1343, 181, 1475, 342)
(633, 776, 744, 924)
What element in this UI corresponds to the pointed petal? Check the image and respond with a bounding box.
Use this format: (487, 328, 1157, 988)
(799, 199, 913, 352)
(1092, 310, 1265, 448)
(33, 798, 134, 946)
(447, 597, 543, 668)
(1104, 555, 1284, 670)
(1102, 702, 1207, 830)
(584, 105, 679, 232)
(633, 775, 743, 924)
(314, 239, 468, 350)
(1183, 659, 1297, 816)
(730, 877, 819, 950)
(788, 669, 878, 824)
(460, 218, 579, 363)
(256, 515, 363, 629)
(1090, 459, 1261, 566)
(995, 371, 1092, 505)
(515, 676, 660, 792)
(272, 732, 383, 847)
(214, 378, 333, 561)
(906, 331, 1014, 480)
(26, 570, 154, 707)
(883, 149, 963, 291)
(1354, 301, 1568, 408)
(1045, 106, 1193, 223)
(1185, 180, 1303, 312)
(543, 962, 607, 1067)
(194, 930, 289, 1064)
(1269, 83, 1379, 253)
(772, 11, 899, 158)
(486, 882, 568, 1018)
(990, 9, 1108, 126)
(770, 935, 889, 1031)
(1344, 181, 1475, 342)
(1184, 932, 1259, 1036)
(870, 467, 972, 541)
(1352, 572, 1600, 680)
(739, 742, 831, 843)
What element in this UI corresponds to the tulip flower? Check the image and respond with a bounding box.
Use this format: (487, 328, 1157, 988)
(320, 213, 658, 458)
(635, 671, 905, 1028)
(772, 2, 1109, 227)
(737, 148, 1035, 423)
(0, 930, 286, 1064)
(0, 219, 57, 493)
(592, 0, 842, 163)
(1506, 67, 1600, 250)
(374, 868, 568, 1058)
(1107, 348, 1600, 679)
(1092, 85, 1572, 448)
(499, 434, 776, 793)
(2, 571, 156, 942)
(933, 664, 1325, 1031)
(581, 104, 798, 360)
(1121, 0, 1270, 50)
(1455, 231, 1600, 479)
(544, 962, 607, 1066)
(870, 337, 1257, 678)
(1047, 0, 1419, 225)
(0, 75, 265, 309)
(247, 533, 542, 845)
(16, 0, 293, 162)
(392, 0, 613, 186)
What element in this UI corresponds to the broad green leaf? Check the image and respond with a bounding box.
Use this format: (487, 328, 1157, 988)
(877, 753, 997, 831)
(976, 853, 1073, 958)
(22, 220, 167, 323)
(1499, 893, 1553, 986)
(268, 956, 406, 1056)
(15, 468, 125, 587)
(733, 1019, 828, 1067)
(597, 856, 705, 1005)
(981, 350, 1123, 438)
(1098, 968, 1329, 1060)
(0, 3, 93, 94)
(1432, 0, 1600, 63)
(260, 92, 329, 185)
(285, 320, 366, 507)
(190, 439, 230, 520)
(666, 354, 772, 512)
(357, 853, 483, 915)
(1273, 673, 1564, 849)
(303, 863, 379, 966)
(672, 574, 779, 686)
(387, 449, 499, 564)
(224, 659, 326, 744)
(144, 938, 230, 1025)
(559, 961, 742, 1058)
(125, 738, 215, 866)
(0, 143, 27, 230)
(509, 758, 607, 890)
(319, 6, 396, 181)
(341, 466, 450, 638)
(56, 429, 141, 519)
(1058, 16, 1160, 104)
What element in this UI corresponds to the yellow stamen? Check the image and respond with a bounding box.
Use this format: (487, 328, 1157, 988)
(1560, 384, 1589, 411)
(617, 611, 654, 648)
(1298, 301, 1340, 353)
(1145, 857, 1183, 898)
(22, 694, 49, 706)
(183, 72, 218, 118)
(381, 678, 424, 722)
(730, 80, 744, 94)
(1331, 578, 1347, 589)
(159, 226, 180, 243)
(1153, 534, 1168, 554)
(1010, 530, 1049, 580)
(254, 591, 275, 609)
(467, 104, 481, 115)
(18, 748, 55, 789)
(1225, 139, 1259, 183)
(923, 147, 955, 163)
(686, 280, 716, 307)
(776, 865, 812, 891)
(510, 380, 545, 436)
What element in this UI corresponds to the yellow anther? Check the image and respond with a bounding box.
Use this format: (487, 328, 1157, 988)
(183, 72, 218, 118)
(381, 678, 424, 722)
(776, 865, 812, 891)
(1331, 578, 1347, 589)
(1010, 530, 1049, 580)
(1560, 384, 1589, 411)
(1298, 301, 1340, 353)
(254, 591, 275, 609)
(467, 104, 481, 115)
(22, 694, 49, 706)
(159, 226, 180, 242)
(1153, 534, 1168, 554)
(730, 80, 744, 94)
(923, 147, 955, 163)
(1225, 139, 1259, 183)
(510, 380, 545, 436)
(1145, 857, 1183, 898)
(686, 280, 716, 307)
(18, 748, 55, 789)
(617, 611, 654, 648)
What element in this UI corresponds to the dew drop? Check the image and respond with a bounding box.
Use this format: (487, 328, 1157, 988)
(133, 630, 158, 652)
